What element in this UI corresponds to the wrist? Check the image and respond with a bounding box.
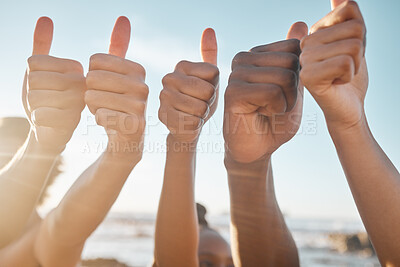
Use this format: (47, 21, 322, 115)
(326, 112, 369, 141)
(104, 139, 143, 166)
(28, 130, 63, 158)
(224, 149, 271, 178)
(167, 133, 198, 154)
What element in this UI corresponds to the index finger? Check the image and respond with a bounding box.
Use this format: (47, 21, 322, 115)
(250, 39, 301, 56)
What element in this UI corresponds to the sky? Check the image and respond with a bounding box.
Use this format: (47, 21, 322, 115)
(0, 0, 399, 221)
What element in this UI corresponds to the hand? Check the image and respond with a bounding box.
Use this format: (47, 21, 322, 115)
(159, 28, 218, 143)
(300, 0, 368, 132)
(85, 17, 149, 160)
(223, 22, 308, 163)
(23, 17, 86, 152)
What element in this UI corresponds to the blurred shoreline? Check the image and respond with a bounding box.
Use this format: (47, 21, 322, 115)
(81, 212, 380, 267)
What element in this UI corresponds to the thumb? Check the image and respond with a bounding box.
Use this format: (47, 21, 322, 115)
(109, 16, 131, 58)
(32, 17, 53, 55)
(286, 21, 308, 40)
(201, 28, 217, 65)
(331, 0, 348, 10)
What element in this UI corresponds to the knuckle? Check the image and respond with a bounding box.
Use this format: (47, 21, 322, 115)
(158, 108, 166, 124)
(348, 39, 363, 55)
(159, 88, 170, 102)
(282, 69, 298, 88)
(137, 101, 146, 115)
(208, 64, 220, 80)
(287, 53, 300, 71)
(300, 35, 310, 51)
(340, 55, 354, 71)
(194, 102, 208, 117)
(350, 20, 366, 39)
(130, 62, 146, 77)
(224, 81, 241, 102)
(345, 1, 360, 14)
(84, 90, 96, 105)
(89, 53, 106, 69)
(176, 60, 190, 70)
(232, 51, 249, 66)
(68, 59, 84, 73)
(27, 71, 39, 89)
(162, 73, 176, 86)
(140, 83, 149, 98)
(203, 84, 215, 100)
(299, 52, 309, 67)
(27, 55, 38, 69)
(85, 71, 97, 88)
(228, 66, 246, 82)
(27, 90, 39, 109)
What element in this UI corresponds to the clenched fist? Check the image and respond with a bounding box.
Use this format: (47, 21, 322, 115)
(224, 22, 308, 163)
(158, 28, 218, 143)
(23, 17, 86, 152)
(85, 17, 149, 160)
(300, 0, 368, 132)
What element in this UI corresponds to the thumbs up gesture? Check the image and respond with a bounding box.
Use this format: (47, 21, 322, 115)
(159, 28, 219, 143)
(85, 17, 148, 160)
(300, 0, 368, 133)
(24, 17, 86, 152)
(224, 22, 308, 163)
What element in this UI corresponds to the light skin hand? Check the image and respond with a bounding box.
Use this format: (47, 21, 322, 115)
(85, 16, 149, 162)
(153, 29, 218, 267)
(159, 28, 219, 144)
(23, 17, 86, 153)
(300, 0, 368, 132)
(224, 22, 308, 163)
(301, 1, 400, 265)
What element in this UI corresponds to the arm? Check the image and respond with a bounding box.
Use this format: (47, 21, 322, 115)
(225, 155, 298, 266)
(33, 16, 149, 267)
(300, 0, 400, 264)
(0, 17, 85, 248)
(154, 28, 218, 267)
(223, 22, 308, 266)
(154, 135, 199, 267)
(0, 132, 58, 248)
(329, 116, 400, 263)
(34, 150, 139, 267)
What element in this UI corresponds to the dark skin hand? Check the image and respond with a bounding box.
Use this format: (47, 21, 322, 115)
(223, 22, 308, 267)
(224, 26, 306, 163)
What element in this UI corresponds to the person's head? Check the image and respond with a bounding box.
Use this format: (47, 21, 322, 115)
(0, 117, 62, 206)
(196, 203, 233, 267)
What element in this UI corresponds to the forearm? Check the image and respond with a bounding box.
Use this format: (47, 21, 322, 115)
(0, 130, 59, 247)
(225, 153, 298, 267)
(154, 134, 199, 267)
(35, 147, 139, 266)
(328, 115, 400, 264)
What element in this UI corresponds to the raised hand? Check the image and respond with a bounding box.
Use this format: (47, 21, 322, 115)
(300, 0, 368, 132)
(24, 17, 86, 152)
(158, 28, 219, 143)
(224, 22, 308, 163)
(85, 16, 148, 160)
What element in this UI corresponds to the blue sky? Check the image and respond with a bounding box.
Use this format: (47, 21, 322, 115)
(0, 0, 399, 220)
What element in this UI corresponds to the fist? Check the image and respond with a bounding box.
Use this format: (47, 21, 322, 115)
(24, 17, 85, 152)
(85, 17, 148, 155)
(159, 28, 218, 143)
(300, 0, 368, 131)
(224, 22, 308, 163)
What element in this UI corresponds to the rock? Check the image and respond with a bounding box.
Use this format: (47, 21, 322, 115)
(329, 232, 375, 256)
